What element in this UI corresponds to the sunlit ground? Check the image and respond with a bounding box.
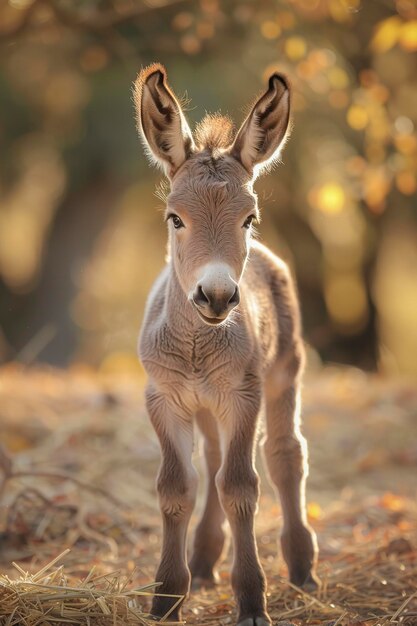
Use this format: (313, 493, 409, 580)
(0, 364, 416, 624)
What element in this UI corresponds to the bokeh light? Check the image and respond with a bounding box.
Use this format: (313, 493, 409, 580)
(0, 0, 416, 376)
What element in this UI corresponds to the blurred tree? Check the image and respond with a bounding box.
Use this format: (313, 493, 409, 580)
(0, 0, 416, 373)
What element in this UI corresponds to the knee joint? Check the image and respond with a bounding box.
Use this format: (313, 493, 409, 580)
(157, 466, 198, 519)
(281, 344, 305, 381)
(264, 435, 307, 481)
(264, 434, 304, 458)
(215, 469, 259, 518)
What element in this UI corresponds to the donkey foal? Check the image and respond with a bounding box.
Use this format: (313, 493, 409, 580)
(134, 64, 319, 625)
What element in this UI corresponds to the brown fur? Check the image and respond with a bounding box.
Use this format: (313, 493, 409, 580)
(134, 65, 319, 625)
(194, 113, 234, 150)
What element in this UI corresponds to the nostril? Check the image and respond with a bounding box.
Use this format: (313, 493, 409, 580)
(228, 286, 240, 307)
(195, 284, 209, 306)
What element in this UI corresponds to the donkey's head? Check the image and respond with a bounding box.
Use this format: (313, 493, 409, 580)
(134, 64, 291, 326)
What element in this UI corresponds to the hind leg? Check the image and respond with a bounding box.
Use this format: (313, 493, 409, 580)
(189, 409, 226, 588)
(263, 356, 318, 589)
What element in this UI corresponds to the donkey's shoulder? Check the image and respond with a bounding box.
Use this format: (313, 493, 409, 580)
(139, 267, 171, 353)
(143, 266, 170, 318)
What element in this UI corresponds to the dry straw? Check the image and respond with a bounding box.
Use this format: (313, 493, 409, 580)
(0, 549, 183, 626)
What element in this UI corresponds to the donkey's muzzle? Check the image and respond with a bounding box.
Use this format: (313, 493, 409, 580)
(192, 282, 240, 324)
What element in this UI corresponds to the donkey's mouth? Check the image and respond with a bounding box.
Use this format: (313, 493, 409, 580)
(194, 308, 227, 326)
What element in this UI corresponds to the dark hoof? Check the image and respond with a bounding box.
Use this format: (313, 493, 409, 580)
(191, 575, 218, 590)
(289, 564, 320, 591)
(237, 617, 271, 626)
(300, 571, 320, 592)
(150, 598, 182, 622)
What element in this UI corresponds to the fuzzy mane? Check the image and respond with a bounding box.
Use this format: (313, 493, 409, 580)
(194, 114, 234, 151)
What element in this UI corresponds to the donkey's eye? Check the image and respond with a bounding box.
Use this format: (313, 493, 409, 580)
(168, 214, 185, 229)
(243, 215, 256, 229)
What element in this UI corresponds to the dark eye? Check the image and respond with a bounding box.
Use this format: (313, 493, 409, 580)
(169, 214, 185, 229)
(243, 215, 256, 229)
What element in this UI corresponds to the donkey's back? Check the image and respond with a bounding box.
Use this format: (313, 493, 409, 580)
(241, 239, 303, 371)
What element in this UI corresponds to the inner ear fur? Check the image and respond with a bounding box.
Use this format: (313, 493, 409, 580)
(134, 63, 194, 178)
(230, 73, 291, 175)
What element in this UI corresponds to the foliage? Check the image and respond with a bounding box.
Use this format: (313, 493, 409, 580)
(0, 0, 416, 374)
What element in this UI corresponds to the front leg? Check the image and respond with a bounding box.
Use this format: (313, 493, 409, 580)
(216, 372, 271, 626)
(189, 408, 226, 589)
(145, 384, 198, 621)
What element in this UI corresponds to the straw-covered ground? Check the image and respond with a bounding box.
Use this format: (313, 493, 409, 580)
(0, 364, 416, 625)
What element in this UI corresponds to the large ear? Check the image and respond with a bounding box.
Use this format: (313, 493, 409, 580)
(133, 64, 195, 178)
(230, 73, 291, 176)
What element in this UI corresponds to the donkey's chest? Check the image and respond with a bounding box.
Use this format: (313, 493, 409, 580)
(141, 326, 249, 407)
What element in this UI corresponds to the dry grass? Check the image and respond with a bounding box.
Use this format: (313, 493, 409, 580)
(1, 497, 416, 625)
(0, 549, 183, 625)
(0, 365, 416, 625)
(187, 495, 417, 626)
